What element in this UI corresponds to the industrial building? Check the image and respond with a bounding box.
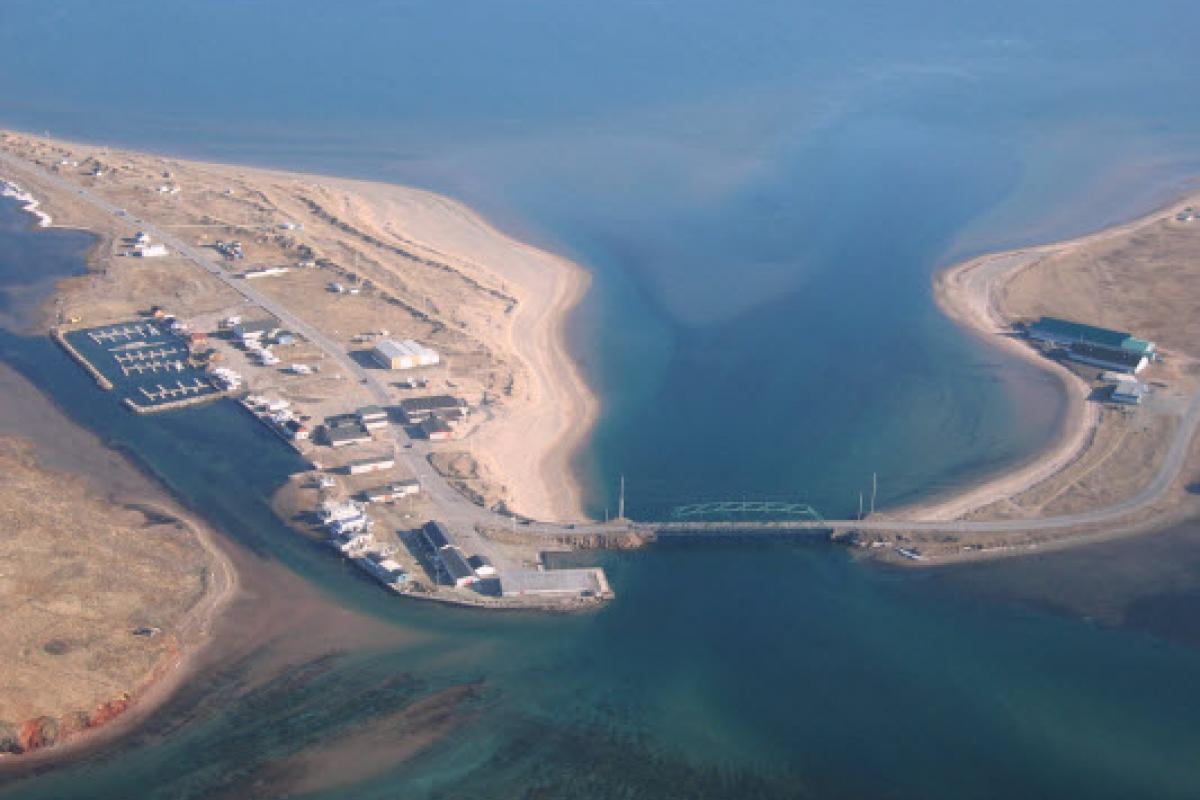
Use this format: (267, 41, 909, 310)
(1067, 342, 1148, 374)
(421, 521, 451, 552)
(398, 395, 468, 424)
(371, 338, 440, 370)
(439, 545, 477, 587)
(1027, 316, 1154, 374)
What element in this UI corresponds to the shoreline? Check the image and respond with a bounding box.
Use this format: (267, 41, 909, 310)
(314, 173, 600, 521)
(868, 187, 1200, 564)
(0, 129, 601, 522)
(0, 362, 240, 764)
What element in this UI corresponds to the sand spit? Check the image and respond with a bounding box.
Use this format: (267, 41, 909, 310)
(0, 130, 598, 523)
(867, 190, 1200, 563)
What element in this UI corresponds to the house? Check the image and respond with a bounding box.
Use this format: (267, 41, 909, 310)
(187, 331, 208, 348)
(356, 405, 389, 429)
(398, 395, 468, 424)
(1111, 382, 1147, 405)
(419, 415, 454, 441)
(283, 419, 309, 441)
(346, 455, 396, 475)
(361, 479, 420, 503)
(242, 266, 289, 279)
(326, 424, 372, 447)
(234, 319, 280, 343)
(134, 244, 169, 258)
(468, 554, 497, 578)
(439, 545, 476, 588)
(371, 338, 440, 370)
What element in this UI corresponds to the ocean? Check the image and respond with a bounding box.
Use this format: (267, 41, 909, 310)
(3, 1, 1200, 796)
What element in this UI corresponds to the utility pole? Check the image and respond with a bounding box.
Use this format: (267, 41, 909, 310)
(870, 472, 877, 516)
(618, 475, 626, 521)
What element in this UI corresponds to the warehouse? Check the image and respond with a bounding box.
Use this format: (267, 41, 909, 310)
(438, 545, 477, 588)
(421, 520, 451, 552)
(398, 395, 468, 424)
(1027, 316, 1155, 357)
(371, 338, 440, 370)
(1067, 342, 1148, 374)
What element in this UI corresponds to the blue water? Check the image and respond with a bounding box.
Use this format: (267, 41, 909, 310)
(3, 2, 1200, 797)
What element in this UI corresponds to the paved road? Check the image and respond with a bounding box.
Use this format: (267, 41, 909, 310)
(7, 150, 1200, 546)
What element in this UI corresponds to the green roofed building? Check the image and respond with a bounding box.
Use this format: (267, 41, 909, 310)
(1027, 316, 1155, 358)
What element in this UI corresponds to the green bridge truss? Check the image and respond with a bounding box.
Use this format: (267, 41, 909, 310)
(669, 501, 824, 522)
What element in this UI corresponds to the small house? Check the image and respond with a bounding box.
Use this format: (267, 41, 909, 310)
(346, 455, 396, 475)
(419, 414, 454, 441)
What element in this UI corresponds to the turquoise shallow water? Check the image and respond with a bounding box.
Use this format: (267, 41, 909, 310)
(3, 1, 1200, 796)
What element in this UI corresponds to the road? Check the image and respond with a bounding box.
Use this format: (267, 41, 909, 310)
(0, 152, 571, 568)
(6, 149, 1200, 548)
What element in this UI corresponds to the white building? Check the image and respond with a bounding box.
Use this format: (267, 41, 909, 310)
(134, 243, 169, 258)
(371, 339, 440, 370)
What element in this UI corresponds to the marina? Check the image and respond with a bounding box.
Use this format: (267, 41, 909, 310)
(59, 321, 224, 412)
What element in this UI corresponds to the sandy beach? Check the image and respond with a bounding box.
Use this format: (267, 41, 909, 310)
(866, 189, 1200, 562)
(0, 131, 599, 523)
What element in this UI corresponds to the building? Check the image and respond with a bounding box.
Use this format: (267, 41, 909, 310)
(398, 395, 468, 424)
(326, 424, 372, 447)
(1027, 316, 1155, 359)
(346, 455, 396, 475)
(421, 521, 451, 552)
(467, 554, 497, 578)
(356, 405, 390, 429)
(1111, 382, 1147, 405)
(1067, 342, 1148, 374)
(283, 419, 310, 441)
(234, 319, 281, 343)
(242, 266, 290, 279)
(371, 339, 440, 370)
(439, 545, 477, 588)
(419, 415, 454, 441)
(133, 243, 169, 258)
(361, 479, 420, 503)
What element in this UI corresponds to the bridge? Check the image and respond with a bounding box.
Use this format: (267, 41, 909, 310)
(10, 147, 1200, 557)
(670, 500, 824, 522)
